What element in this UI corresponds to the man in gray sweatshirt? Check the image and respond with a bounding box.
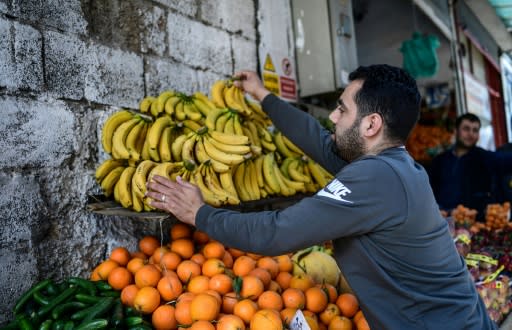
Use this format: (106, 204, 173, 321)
(146, 64, 496, 329)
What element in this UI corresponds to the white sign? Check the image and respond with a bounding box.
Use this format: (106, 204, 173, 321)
(290, 309, 311, 330)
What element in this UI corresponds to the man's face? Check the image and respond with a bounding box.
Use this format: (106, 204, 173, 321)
(456, 119, 480, 149)
(328, 80, 366, 162)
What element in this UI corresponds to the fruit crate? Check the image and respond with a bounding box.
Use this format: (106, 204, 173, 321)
(87, 193, 312, 220)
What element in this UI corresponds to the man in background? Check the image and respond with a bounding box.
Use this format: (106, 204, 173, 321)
(428, 113, 512, 219)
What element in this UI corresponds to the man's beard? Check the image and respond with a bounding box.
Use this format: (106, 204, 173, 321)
(335, 117, 366, 162)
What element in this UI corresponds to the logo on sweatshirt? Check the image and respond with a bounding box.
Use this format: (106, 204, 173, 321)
(317, 179, 353, 203)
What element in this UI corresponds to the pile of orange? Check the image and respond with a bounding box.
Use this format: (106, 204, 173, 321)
(90, 223, 370, 330)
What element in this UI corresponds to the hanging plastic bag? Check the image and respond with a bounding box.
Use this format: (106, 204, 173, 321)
(400, 32, 440, 78)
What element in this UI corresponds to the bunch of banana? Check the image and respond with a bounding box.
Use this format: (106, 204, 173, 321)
(305, 159, 334, 188)
(112, 166, 136, 208)
(210, 80, 254, 117)
(95, 159, 126, 197)
(201, 129, 251, 168)
(273, 131, 305, 159)
(261, 152, 308, 197)
(198, 162, 240, 205)
(232, 158, 262, 202)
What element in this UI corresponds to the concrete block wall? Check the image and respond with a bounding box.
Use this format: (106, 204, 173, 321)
(0, 0, 258, 323)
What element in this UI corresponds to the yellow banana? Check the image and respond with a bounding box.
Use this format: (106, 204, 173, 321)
(253, 155, 265, 188)
(274, 131, 300, 158)
(148, 161, 183, 182)
(279, 165, 306, 193)
(223, 84, 243, 113)
(113, 179, 121, 203)
(205, 135, 251, 155)
(203, 137, 246, 166)
(132, 160, 158, 198)
(150, 99, 161, 118)
(125, 120, 146, 161)
(158, 127, 173, 162)
(194, 91, 217, 110)
(101, 110, 134, 154)
(288, 159, 311, 183)
(219, 171, 240, 201)
(242, 126, 255, 145)
(96, 159, 124, 183)
(112, 117, 142, 159)
(100, 166, 125, 197)
(156, 90, 175, 115)
(247, 99, 268, 119)
(139, 96, 156, 113)
(183, 102, 203, 121)
(131, 186, 144, 212)
(282, 135, 304, 155)
(209, 130, 250, 146)
(117, 166, 136, 208)
(307, 161, 330, 187)
(205, 107, 228, 131)
(255, 122, 273, 143)
(210, 80, 227, 108)
(262, 153, 281, 194)
(318, 163, 334, 181)
(140, 123, 152, 161)
(272, 161, 295, 196)
(233, 163, 251, 202)
(260, 138, 277, 152)
(233, 87, 253, 117)
(279, 157, 295, 179)
(181, 119, 202, 132)
(246, 121, 262, 147)
(147, 116, 174, 161)
(194, 138, 210, 164)
(260, 188, 268, 198)
(233, 114, 244, 136)
(215, 112, 231, 132)
(202, 164, 238, 205)
(192, 169, 224, 207)
(210, 158, 231, 173)
(174, 100, 187, 121)
(223, 116, 235, 135)
(171, 133, 188, 161)
(192, 94, 214, 117)
(164, 95, 181, 116)
(244, 160, 260, 200)
(134, 122, 149, 161)
(181, 133, 198, 164)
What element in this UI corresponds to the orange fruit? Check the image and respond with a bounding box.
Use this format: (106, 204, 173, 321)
(289, 273, 315, 292)
(175, 299, 193, 326)
(90, 269, 101, 281)
(233, 256, 256, 277)
(95, 260, 119, 280)
(190, 293, 220, 321)
(328, 315, 353, 330)
(202, 258, 225, 277)
(131, 251, 147, 259)
(246, 252, 263, 260)
(268, 280, 282, 293)
(233, 299, 258, 324)
(152, 246, 170, 265)
(152, 304, 177, 330)
(160, 251, 182, 271)
(319, 303, 341, 325)
(191, 253, 207, 266)
(171, 223, 193, 240)
(317, 283, 338, 304)
(257, 257, 279, 279)
(274, 255, 293, 273)
(257, 290, 284, 311)
(170, 238, 195, 259)
(177, 260, 201, 283)
(250, 309, 283, 330)
(222, 291, 239, 314)
(157, 274, 183, 301)
(190, 320, 215, 330)
(275, 272, 292, 290)
(177, 291, 196, 304)
(280, 308, 297, 325)
(138, 235, 160, 257)
(305, 286, 329, 313)
(120, 284, 139, 307)
(193, 230, 210, 244)
(306, 314, 320, 330)
(107, 266, 133, 290)
(209, 273, 233, 295)
(227, 247, 245, 258)
(135, 264, 162, 288)
(133, 286, 160, 314)
(222, 250, 234, 268)
(110, 247, 131, 266)
(248, 267, 272, 289)
(336, 293, 359, 318)
(353, 310, 364, 324)
(355, 315, 370, 330)
(204, 289, 222, 304)
(240, 275, 264, 300)
(187, 275, 211, 294)
(127, 257, 146, 274)
(281, 288, 306, 309)
(202, 241, 226, 259)
(216, 314, 246, 330)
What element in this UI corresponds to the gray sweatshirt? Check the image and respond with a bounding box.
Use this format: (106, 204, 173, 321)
(196, 94, 497, 329)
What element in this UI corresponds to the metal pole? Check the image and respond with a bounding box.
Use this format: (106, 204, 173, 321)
(448, 0, 467, 115)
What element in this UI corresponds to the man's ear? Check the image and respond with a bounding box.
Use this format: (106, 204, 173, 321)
(363, 113, 383, 137)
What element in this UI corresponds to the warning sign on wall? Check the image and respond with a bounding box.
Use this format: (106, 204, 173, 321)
(260, 51, 297, 102)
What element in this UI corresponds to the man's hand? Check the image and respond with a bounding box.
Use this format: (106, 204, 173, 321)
(233, 71, 270, 102)
(146, 175, 205, 227)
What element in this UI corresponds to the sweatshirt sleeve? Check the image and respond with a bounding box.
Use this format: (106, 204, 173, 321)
(261, 94, 346, 175)
(195, 157, 407, 256)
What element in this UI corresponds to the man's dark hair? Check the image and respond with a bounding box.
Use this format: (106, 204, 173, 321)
(349, 64, 421, 143)
(455, 113, 480, 129)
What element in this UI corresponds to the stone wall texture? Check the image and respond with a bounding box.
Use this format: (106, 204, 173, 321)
(0, 0, 258, 323)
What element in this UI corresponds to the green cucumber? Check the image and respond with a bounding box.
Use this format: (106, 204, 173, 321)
(14, 279, 52, 314)
(71, 297, 114, 322)
(94, 281, 113, 292)
(110, 299, 124, 328)
(17, 315, 34, 330)
(33, 291, 51, 306)
(51, 320, 65, 330)
(74, 294, 103, 304)
(37, 286, 78, 318)
(62, 321, 74, 330)
(38, 319, 53, 330)
(68, 278, 97, 296)
(124, 316, 143, 326)
(51, 301, 87, 320)
(74, 319, 108, 330)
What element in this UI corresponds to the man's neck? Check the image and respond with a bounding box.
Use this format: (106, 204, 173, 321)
(366, 140, 402, 156)
(453, 145, 470, 157)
